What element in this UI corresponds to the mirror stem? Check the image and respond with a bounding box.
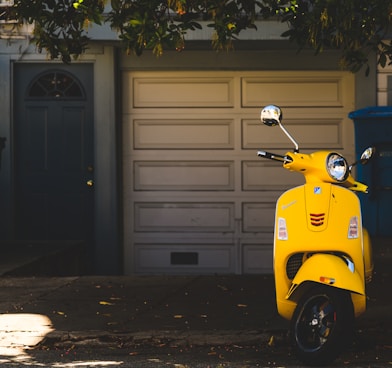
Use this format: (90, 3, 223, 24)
(278, 122, 299, 152)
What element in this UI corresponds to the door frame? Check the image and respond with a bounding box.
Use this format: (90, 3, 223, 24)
(11, 48, 120, 274)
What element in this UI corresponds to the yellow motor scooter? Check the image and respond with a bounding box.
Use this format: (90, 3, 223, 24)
(258, 105, 374, 366)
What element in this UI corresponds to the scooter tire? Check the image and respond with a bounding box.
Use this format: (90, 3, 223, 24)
(290, 284, 354, 366)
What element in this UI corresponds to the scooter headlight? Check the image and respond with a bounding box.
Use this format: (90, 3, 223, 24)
(326, 153, 348, 182)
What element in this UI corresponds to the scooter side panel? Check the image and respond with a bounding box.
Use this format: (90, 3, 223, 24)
(362, 227, 374, 283)
(273, 185, 307, 320)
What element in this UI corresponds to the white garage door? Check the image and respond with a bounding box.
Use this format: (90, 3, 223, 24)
(122, 71, 355, 274)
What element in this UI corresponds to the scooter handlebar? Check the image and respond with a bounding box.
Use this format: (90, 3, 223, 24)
(257, 149, 369, 193)
(344, 175, 369, 193)
(257, 150, 293, 163)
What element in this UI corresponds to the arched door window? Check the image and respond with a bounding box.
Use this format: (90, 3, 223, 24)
(27, 70, 85, 99)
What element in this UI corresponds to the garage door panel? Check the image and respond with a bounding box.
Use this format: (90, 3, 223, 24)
(243, 118, 344, 150)
(242, 202, 275, 233)
(134, 161, 235, 191)
(242, 244, 273, 274)
(242, 74, 346, 107)
(242, 161, 304, 191)
(134, 119, 235, 149)
(135, 244, 235, 273)
(133, 77, 234, 108)
(134, 202, 235, 232)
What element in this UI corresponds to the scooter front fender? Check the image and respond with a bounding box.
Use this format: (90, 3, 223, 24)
(288, 253, 365, 298)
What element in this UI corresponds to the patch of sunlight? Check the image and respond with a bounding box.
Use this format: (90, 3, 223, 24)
(0, 313, 54, 357)
(0, 315, 124, 367)
(52, 361, 123, 367)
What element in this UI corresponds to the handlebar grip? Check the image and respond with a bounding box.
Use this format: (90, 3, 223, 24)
(257, 150, 292, 163)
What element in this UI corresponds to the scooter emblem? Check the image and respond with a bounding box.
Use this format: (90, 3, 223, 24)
(314, 186, 322, 194)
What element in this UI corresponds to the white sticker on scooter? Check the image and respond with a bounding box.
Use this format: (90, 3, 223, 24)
(314, 186, 322, 194)
(348, 216, 359, 239)
(277, 217, 288, 240)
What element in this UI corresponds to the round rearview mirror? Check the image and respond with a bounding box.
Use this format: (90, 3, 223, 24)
(360, 146, 375, 164)
(260, 105, 282, 126)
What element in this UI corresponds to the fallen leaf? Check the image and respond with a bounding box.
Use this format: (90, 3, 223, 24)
(237, 304, 248, 308)
(173, 314, 184, 319)
(268, 335, 275, 347)
(99, 301, 114, 306)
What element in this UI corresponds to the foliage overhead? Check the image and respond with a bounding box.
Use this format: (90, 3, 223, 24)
(5, 0, 392, 73)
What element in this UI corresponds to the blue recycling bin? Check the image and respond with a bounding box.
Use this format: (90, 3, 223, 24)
(349, 106, 392, 236)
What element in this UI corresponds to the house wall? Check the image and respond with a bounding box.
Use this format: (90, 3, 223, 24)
(119, 44, 377, 109)
(377, 62, 392, 105)
(0, 35, 379, 274)
(0, 50, 13, 237)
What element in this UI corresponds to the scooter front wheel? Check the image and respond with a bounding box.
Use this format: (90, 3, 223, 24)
(290, 285, 354, 366)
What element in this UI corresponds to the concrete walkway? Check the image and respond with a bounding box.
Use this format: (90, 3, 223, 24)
(0, 238, 389, 356)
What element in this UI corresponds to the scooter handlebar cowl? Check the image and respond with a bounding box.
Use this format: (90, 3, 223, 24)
(258, 149, 369, 193)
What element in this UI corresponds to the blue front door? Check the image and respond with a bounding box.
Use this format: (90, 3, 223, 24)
(14, 64, 94, 242)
